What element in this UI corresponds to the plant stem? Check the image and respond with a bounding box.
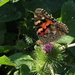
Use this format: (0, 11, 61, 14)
(67, 43, 75, 48)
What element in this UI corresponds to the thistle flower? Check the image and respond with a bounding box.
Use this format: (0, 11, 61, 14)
(42, 43, 54, 53)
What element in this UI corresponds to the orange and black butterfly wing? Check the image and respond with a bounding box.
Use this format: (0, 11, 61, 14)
(34, 8, 68, 44)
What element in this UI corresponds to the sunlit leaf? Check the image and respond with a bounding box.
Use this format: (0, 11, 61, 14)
(57, 35, 74, 44)
(0, 0, 9, 6)
(9, 53, 35, 71)
(0, 55, 16, 66)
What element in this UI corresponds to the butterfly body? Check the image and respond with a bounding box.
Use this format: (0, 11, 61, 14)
(34, 8, 68, 45)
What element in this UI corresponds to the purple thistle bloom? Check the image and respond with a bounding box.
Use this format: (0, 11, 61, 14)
(42, 43, 53, 53)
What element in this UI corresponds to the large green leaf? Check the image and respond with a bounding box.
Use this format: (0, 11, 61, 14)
(0, 3, 22, 22)
(23, 0, 66, 13)
(9, 52, 35, 71)
(61, 1, 75, 23)
(60, 1, 75, 37)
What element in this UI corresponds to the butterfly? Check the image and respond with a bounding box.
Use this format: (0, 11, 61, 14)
(34, 8, 68, 45)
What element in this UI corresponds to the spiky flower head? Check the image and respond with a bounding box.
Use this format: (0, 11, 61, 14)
(34, 43, 66, 75)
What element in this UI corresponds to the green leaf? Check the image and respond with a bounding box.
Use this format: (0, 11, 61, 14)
(61, 1, 75, 37)
(9, 53, 35, 71)
(66, 20, 75, 37)
(57, 35, 74, 44)
(61, 1, 75, 23)
(0, 0, 9, 6)
(0, 45, 15, 53)
(0, 55, 16, 66)
(0, 3, 22, 22)
(23, 0, 66, 13)
(20, 64, 33, 75)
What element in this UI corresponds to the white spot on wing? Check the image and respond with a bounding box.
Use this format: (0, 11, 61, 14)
(35, 20, 41, 25)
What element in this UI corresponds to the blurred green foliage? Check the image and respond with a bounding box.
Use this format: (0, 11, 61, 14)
(0, 0, 75, 75)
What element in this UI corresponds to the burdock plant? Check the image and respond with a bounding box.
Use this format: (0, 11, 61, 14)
(33, 35, 75, 75)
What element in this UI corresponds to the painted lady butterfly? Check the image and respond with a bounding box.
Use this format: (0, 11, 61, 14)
(34, 8, 68, 45)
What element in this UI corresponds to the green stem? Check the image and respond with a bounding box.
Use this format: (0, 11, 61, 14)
(49, 65, 55, 75)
